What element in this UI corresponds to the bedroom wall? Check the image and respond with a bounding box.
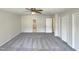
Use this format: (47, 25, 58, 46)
(54, 11, 73, 48)
(54, 9, 79, 50)
(0, 10, 21, 46)
(21, 15, 52, 32)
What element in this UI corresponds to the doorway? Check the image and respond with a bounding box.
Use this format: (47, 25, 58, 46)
(32, 19, 37, 32)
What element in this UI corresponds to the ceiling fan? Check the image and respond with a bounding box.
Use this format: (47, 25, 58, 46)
(25, 8, 43, 14)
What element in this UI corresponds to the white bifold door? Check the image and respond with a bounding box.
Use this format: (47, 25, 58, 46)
(61, 15, 68, 42)
(72, 13, 79, 50)
(60, 15, 72, 47)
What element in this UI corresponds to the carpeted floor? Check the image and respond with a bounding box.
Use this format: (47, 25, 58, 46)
(0, 33, 75, 51)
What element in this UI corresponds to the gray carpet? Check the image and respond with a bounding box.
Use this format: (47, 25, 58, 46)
(0, 33, 75, 51)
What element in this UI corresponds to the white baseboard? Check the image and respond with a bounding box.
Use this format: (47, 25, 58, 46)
(0, 32, 21, 47)
(21, 32, 54, 33)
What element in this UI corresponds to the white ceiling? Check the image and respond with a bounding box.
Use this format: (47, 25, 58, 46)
(0, 8, 71, 15)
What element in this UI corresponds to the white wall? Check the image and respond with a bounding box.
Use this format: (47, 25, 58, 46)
(54, 9, 79, 50)
(21, 15, 52, 32)
(0, 11, 21, 46)
(54, 12, 73, 47)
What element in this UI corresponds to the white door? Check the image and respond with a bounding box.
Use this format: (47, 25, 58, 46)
(46, 18, 52, 33)
(61, 16, 68, 42)
(72, 14, 79, 50)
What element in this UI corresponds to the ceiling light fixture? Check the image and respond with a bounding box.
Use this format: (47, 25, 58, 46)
(32, 11, 36, 15)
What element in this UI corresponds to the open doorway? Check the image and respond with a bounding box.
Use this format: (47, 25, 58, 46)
(32, 19, 37, 32)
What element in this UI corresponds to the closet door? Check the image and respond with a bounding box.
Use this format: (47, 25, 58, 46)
(46, 18, 52, 33)
(72, 14, 79, 50)
(61, 15, 69, 42)
(60, 15, 73, 47)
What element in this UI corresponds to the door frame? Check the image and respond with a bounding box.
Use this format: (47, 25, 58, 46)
(72, 14, 75, 48)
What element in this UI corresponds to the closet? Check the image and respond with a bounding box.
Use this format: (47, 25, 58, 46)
(72, 13, 79, 50)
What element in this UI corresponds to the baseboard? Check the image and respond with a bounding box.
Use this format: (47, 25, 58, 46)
(21, 32, 54, 34)
(0, 32, 21, 47)
(62, 40, 76, 51)
(56, 37, 76, 51)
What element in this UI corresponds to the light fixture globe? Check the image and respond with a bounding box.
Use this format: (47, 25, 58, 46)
(32, 11, 36, 14)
